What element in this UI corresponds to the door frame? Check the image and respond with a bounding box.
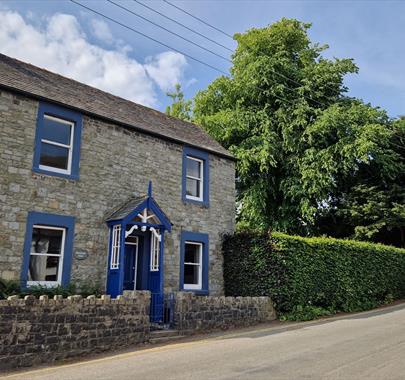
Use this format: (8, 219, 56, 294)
(124, 236, 139, 291)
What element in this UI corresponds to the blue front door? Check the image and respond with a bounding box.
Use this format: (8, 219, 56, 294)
(123, 244, 138, 291)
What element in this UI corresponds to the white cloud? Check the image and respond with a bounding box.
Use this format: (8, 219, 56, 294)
(145, 51, 188, 92)
(90, 18, 114, 44)
(0, 10, 188, 107)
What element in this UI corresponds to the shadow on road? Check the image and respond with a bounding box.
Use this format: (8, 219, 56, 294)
(221, 301, 405, 340)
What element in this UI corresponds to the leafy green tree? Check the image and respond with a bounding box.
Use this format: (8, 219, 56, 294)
(193, 18, 404, 246)
(165, 83, 192, 121)
(321, 117, 405, 246)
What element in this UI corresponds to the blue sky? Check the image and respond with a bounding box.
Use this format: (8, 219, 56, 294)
(1, 0, 404, 117)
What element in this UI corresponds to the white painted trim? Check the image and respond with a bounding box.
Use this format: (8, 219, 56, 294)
(125, 236, 139, 290)
(110, 225, 121, 269)
(150, 230, 160, 272)
(125, 224, 139, 238)
(39, 114, 74, 175)
(183, 241, 202, 290)
(27, 224, 66, 287)
(185, 156, 204, 202)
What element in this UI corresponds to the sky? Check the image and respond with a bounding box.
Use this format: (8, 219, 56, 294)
(0, 0, 404, 117)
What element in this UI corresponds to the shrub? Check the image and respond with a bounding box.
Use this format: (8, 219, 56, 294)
(223, 231, 405, 319)
(0, 279, 103, 300)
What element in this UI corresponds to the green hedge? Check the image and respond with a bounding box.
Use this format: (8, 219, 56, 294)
(223, 232, 405, 317)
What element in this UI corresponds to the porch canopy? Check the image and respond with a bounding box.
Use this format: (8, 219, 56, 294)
(105, 182, 172, 298)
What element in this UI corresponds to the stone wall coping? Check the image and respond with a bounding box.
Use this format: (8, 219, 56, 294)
(175, 292, 271, 303)
(1, 290, 151, 306)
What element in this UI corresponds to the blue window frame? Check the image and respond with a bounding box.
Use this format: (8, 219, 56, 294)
(33, 102, 83, 180)
(180, 231, 209, 295)
(21, 211, 75, 288)
(182, 147, 209, 207)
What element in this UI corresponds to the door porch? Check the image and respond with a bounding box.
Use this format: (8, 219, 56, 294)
(104, 182, 172, 322)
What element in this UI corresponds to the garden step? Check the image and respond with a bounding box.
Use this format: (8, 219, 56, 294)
(149, 329, 185, 344)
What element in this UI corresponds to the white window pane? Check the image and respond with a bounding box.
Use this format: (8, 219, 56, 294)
(184, 264, 199, 285)
(40, 142, 69, 170)
(28, 255, 60, 282)
(185, 244, 200, 264)
(43, 116, 72, 145)
(186, 157, 201, 178)
(186, 178, 200, 198)
(31, 228, 63, 255)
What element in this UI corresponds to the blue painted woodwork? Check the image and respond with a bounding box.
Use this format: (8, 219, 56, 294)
(123, 244, 137, 291)
(106, 182, 172, 321)
(182, 146, 210, 207)
(33, 101, 83, 180)
(149, 230, 165, 322)
(21, 211, 75, 288)
(179, 231, 209, 295)
(106, 222, 122, 298)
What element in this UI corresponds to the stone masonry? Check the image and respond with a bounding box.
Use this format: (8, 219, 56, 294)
(0, 291, 151, 370)
(0, 291, 275, 370)
(174, 292, 276, 333)
(0, 89, 235, 294)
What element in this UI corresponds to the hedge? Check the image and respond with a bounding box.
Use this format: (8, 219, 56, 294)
(223, 232, 405, 317)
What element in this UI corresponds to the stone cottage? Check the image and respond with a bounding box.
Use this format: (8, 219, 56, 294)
(0, 54, 235, 321)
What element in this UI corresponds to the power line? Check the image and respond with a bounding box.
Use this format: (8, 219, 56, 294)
(163, 0, 342, 97)
(133, 0, 234, 53)
(70, 0, 228, 74)
(107, 0, 230, 62)
(163, 0, 234, 39)
(105, 0, 324, 106)
(69, 1, 321, 108)
(112, 3, 326, 106)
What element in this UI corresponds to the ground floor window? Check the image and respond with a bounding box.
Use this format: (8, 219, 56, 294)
(28, 225, 65, 285)
(21, 212, 75, 287)
(180, 231, 209, 294)
(183, 242, 202, 290)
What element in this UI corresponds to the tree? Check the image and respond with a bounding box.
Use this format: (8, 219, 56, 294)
(321, 117, 405, 246)
(165, 83, 192, 121)
(193, 18, 404, 246)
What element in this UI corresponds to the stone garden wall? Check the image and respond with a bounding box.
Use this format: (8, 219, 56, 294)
(0, 291, 276, 371)
(0, 291, 150, 371)
(173, 292, 276, 333)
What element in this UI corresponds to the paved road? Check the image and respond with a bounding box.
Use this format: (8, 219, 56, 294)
(3, 303, 405, 380)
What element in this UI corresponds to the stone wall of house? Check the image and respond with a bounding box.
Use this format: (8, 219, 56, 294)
(173, 292, 277, 333)
(0, 291, 150, 370)
(0, 89, 235, 295)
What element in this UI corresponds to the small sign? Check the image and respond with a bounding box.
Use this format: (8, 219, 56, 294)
(75, 251, 88, 260)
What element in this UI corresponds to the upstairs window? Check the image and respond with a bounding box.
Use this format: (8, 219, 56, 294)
(182, 147, 209, 207)
(186, 156, 203, 201)
(33, 102, 82, 180)
(39, 115, 74, 174)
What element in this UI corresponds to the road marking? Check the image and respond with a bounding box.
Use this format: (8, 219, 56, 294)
(0, 338, 216, 379)
(2, 302, 404, 379)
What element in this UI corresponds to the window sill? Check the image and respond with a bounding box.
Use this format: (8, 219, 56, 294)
(181, 288, 209, 296)
(32, 167, 79, 181)
(182, 197, 209, 208)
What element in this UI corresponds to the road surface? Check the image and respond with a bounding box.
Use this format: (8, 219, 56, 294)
(3, 303, 405, 380)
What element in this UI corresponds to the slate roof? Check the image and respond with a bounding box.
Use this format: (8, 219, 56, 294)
(105, 195, 148, 222)
(0, 54, 233, 159)
(105, 195, 172, 226)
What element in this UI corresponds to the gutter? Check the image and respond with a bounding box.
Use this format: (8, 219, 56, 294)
(0, 84, 236, 162)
